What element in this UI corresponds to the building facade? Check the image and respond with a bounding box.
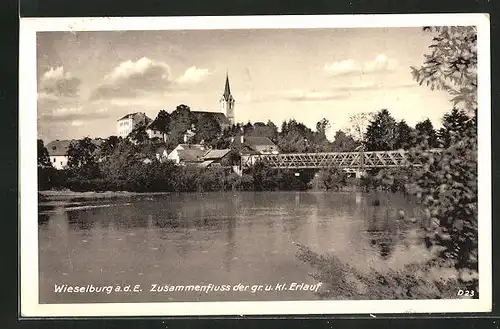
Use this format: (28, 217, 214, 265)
(117, 112, 151, 138)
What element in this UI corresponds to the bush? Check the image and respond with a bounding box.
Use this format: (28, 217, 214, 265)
(296, 244, 463, 300)
(406, 122, 477, 285)
(316, 167, 349, 190)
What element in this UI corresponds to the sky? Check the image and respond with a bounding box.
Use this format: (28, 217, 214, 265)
(36, 27, 455, 143)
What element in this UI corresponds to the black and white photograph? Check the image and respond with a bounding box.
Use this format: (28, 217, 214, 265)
(19, 14, 491, 316)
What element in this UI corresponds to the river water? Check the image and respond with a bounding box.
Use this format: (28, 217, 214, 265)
(38, 191, 432, 303)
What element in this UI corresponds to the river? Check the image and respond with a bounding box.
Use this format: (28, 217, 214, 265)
(38, 191, 432, 303)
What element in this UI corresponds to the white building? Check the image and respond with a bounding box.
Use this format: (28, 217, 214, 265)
(167, 144, 206, 164)
(45, 139, 72, 170)
(117, 112, 151, 138)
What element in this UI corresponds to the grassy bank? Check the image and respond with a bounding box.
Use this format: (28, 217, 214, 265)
(296, 244, 471, 300)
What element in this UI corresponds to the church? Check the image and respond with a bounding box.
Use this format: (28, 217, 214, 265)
(118, 74, 236, 138)
(188, 73, 235, 132)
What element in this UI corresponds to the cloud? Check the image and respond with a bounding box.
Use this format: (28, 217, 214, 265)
(38, 66, 81, 97)
(38, 104, 108, 124)
(281, 81, 417, 103)
(51, 106, 83, 117)
(282, 90, 349, 102)
(324, 54, 398, 77)
(176, 66, 211, 84)
(323, 59, 359, 76)
(329, 81, 416, 93)
(90, 57, 173, 100)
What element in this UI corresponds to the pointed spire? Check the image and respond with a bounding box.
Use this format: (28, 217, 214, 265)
(223, 72, 231, 100)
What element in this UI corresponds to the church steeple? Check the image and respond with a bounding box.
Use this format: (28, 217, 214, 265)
(220, 72, 235, 125)
(223, 72, 232, 101)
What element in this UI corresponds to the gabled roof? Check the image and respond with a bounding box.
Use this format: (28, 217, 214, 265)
(199, 160, 215, 168)
(203, 149, 231, 160)
(178, 149, 206, 163)
(147, 118, 164, 131)
(244, 136, 276, 147)
(46, 139, 73, 156)
(117, 112, 152, 123)
(176, 144, 205, 151)
(230, 136, 278, 155)
(117, 112, 141, 121)
(231, 136, 276, 148)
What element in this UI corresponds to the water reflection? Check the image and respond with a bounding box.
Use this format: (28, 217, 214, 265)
(39, 191, 425, 303)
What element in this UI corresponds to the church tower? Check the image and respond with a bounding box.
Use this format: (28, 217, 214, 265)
(220, 73, 235, 125)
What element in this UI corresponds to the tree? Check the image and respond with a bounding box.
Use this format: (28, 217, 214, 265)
(394, 120, 414, 150)
(414, 119, 438, 148)
(155, 110, 171, 133)
(438, 108, 475, 148)
(97, 136, 120, 160)
(316, 118, 331, 138)
(128, 121, 149, 145)
(249, 120, 279, 141)
(37, 139, 52, 168)
(346, 112, 375, 142)
(169, 104, 196, 144)
(331, 130, 359, 152)
(411, 26, 477, 112)
(195, 113, 221, 145)
(67, 137, 100, 179)
(364, 109, 397, 151)
(410, 26, 478, 283)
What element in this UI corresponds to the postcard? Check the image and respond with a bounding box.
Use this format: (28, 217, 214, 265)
(19, 13, 491, 316)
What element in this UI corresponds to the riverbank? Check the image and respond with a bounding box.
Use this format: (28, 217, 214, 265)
(39, 189, 172, 201)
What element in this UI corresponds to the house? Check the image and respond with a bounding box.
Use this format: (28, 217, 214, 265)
(167, 144, 206, 165)
(146, 118, 166, 141)
(177, 149, 207, 165)
(199, 149, 232, 168)
(117, 112, 152, 138)
(230, 135, 279, 155)
(230, 135, 279, 167)
(45, 139, 73, 170)
(155, 145, 170, 161)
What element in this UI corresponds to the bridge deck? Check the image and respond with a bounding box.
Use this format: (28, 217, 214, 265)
(243, 149, 442, 169)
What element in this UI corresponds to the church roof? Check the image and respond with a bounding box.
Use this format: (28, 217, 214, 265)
(222, 73, 234, 102)
(192, 111, 231, 126)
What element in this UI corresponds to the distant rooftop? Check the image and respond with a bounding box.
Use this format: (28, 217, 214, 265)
(117, 112, 147, 121)
(203, 149, 231, 160)
(45, 139, 73, 156)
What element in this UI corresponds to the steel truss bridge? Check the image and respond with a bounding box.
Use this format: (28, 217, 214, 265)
(243, 149, 442, 170)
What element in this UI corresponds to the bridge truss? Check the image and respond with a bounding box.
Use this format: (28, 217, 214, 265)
(243, 150, 442, 169)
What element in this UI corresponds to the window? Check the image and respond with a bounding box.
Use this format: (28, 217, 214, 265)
(60, 162, 63, 166)
(53, 158, 56, 163)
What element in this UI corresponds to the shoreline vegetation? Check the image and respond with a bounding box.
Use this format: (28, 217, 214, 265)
(37, 26, 479, 299)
